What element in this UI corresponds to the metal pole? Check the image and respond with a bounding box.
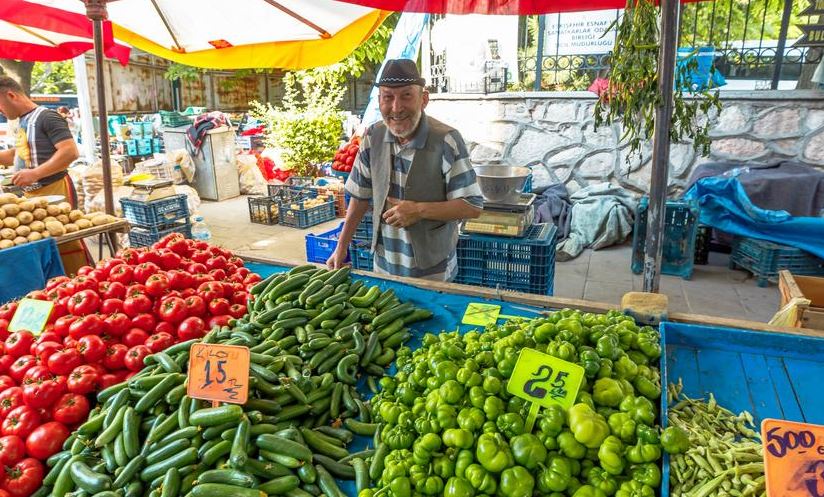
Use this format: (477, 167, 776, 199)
(771, 0, 794, 90)
(534, 15, 545, 91)
(642, 0, 680, 293)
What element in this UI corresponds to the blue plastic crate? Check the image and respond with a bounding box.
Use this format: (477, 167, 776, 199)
(305, 222, 349, 264)
(730, 236, 824, 287)
(137, 138, 153, 155)
(349, 240, 374, 271)
(152, 138, 163, 153)
(659, 322, 824, 496)
(354, 211, 373, 242)
(124, 139, 137, 156)
(456, 223, 556, 295)
(128, 221, 192, 248)
(278, 193, 336, 229)
(521, 173, 532, 193)
(631, 196, 700, 280)
(120, 195, 189, 228)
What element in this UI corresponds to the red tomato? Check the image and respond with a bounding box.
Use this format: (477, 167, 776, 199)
(208, 298, 231, 317)
(68, 314, 104, 340)
(103, 344, 128, 370)
(8, 356, 36, 384)
(0, 389, 23, 419)
(144, 332, 174, 353)
(244, 273, 262, 286)
(235, 267, 251, 278)
(117, 248, 140, 265)
(61, 337, 77, 350)
(76, 266, 94, 276)
(99, 281, 127, 301)
(167, 237, 190, 257)
(21, 378, 60, 409)
(34, 331, 60, 346)
(0, 356, 13, 376)
(158, 251, 182, 271)
(198, 282, 222, 304)
(51, 316, 77, 338)
(206, 256, 227, 271)
(137, 251, 162, 266)
(177, 317, 206, 341)
(183, 296, 206, 318)
(21, 366, 50, 384)
(0, 303, 18, 322)
(76, 335, 106, 363)
(46, 349, 82, 376)
(187, 262, 208, 275)
(207, 314, 233, 329)
(0, 377, 13, 393)
(228, 304, 247, 319)
(1, 407, 39, 438)
(144, 274, 170, 299)
(181, 288, 196, 299)
(97, 257, 125, 277)
(166, 270, 192, 290)
(133, 263, 161, 284)
(108, 264, 134, 285)
(130, 314, 156, 333)
(100, 298, 124, 314)
(66, 289, 100, 317)
(1, 457, 44, 497)
(208, 269, 227, 281)
(26, 422, 69, 461)
(124, 346, 150, 372)
(45, 276, 70, 291)
(0, 320, 8, 342)
(158, 297, 187, 324)
(51, 394, 90, 425)
(232, 291, 248, 306)
(103, 313, 130, 337)
(191, 251, 210, 264)
(5, 332, 34, 359)
(0, 435, 25, 466)
(97, 374, 120, 390)
(123, 329, 148, 348)
(47, 374, 67, 397)
(154, 321, 175, 336)
(33, 342, 61, 364)
(67, 366, 98, 395)
(123, 295, 152, 318)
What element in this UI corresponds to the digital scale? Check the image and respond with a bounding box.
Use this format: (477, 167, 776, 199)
(463, 193, 536, 237)
(129, 179, 176, 202)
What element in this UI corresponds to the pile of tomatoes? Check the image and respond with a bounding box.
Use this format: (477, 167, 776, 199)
(331, 136, 360, 173)
(0, 234, 261, 497)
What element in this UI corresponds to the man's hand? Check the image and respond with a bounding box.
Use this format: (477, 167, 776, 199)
(327, 246, 350, 270)
(382, 198, 422, 228)
(12, 169, 40, 187)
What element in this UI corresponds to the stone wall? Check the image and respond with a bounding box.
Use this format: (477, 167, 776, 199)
(425, 90, 824, 195)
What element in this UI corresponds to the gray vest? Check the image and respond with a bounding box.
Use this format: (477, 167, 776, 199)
(368, 116, 458, 271)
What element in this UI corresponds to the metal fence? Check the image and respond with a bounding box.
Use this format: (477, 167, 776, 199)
(428, 0, 822, 93)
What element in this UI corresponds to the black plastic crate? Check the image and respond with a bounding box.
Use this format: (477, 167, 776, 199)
(129, 221, 192, 248)
(456, 223, 556, 295)
(694, 225, 711, 265)
(120, 195, 189, 228)
(631, 197, 700, 280)
(730, 236, 824, 287)
(349, 240, 374, 271)
(248, 196, 280, 225)
(278, 193, 336, 229)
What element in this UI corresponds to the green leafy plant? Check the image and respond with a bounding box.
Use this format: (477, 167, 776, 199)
(593, 0, 721, 162)
(31, 61, 75, 93)
(250, 71, 344, 177)
(163, 63, 202, 82)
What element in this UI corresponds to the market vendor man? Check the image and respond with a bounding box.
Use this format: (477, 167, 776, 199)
(0, 76, 91, 275)
(328, 59, 483, 281)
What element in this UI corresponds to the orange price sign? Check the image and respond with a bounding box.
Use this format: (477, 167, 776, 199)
(187, 343, 250, 405)
(762, 418, 824, 496)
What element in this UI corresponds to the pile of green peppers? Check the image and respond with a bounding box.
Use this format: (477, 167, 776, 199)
(360, 310, 668, 497)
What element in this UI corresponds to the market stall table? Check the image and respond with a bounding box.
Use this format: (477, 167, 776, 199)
(54, 218, 130, 259)
(0, 237, 64, 303)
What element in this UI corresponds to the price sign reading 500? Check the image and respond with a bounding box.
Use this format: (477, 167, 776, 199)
(762, 419, 824, 497)
(187, 343, 250, 405)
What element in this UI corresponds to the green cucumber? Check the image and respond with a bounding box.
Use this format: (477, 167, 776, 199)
(189, 405, 243, 427)
(139, 447, 197, 482)
(258, 475, 300, 495)
(198, 469, 258, 487)
(69, 461, 111, 494)
(229, 417, 250, 469)
(255, 434, 312, 462)
(190, 483, 264, 497)
(159, 468, 180, 497)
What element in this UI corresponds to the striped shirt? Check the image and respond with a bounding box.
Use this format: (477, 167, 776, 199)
(345, 115, 483, 281)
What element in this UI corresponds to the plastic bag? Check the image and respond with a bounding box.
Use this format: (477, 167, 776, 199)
(769, 297, 811, 328)
(236, 154, 267, 195)
(165, 149, 195, 184)
(82, 160, 124, 212)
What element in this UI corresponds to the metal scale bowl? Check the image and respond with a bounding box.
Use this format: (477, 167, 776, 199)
(464, 165, 536, 237)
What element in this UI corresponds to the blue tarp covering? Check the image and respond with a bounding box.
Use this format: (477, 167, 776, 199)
(683, 175, 824, 259)
(0, 238, 65, 304)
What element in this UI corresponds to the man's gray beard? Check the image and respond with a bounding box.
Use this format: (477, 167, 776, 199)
(384, 110, 422, 139)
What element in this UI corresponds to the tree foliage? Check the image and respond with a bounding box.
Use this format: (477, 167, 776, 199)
(31, 61, 76, 94)
(679, 0, 804, 47)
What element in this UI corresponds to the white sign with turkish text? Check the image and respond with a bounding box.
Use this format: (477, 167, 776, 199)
(543, 10, 621, 56)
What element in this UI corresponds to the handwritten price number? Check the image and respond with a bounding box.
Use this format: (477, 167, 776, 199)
(765, 426, 824, 497)
(201, 359, 227, 388)
(523, 365, 569, 401)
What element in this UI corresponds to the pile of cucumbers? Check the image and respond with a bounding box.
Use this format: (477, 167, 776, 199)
(35, 265, 434, 497)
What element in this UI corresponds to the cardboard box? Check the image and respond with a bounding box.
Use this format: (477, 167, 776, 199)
(779, 270, 824, 330)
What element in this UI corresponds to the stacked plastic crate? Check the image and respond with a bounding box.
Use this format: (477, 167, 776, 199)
(349, 210, 374, 271)
(120, 195, 191, 247)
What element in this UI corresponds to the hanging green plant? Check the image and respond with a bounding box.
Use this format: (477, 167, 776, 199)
(593, 0, 722, 162)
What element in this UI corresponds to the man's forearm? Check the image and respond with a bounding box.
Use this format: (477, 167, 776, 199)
(31, 146, 77, 180)
(0, 149, 13, 167)
(417, 199, 482, 222)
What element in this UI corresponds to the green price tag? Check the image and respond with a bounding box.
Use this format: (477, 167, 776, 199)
(8, 299, 54, 335)
(507, 348, 585, 432)
(462, 303, 521, 326)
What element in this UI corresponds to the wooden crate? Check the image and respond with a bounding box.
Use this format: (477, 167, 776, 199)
(779, 270, 824, 330)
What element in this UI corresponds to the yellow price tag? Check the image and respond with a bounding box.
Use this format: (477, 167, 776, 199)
(507, 348, 585, 431)
(8, 299, 54, 335)
(462, 303, 501, 326)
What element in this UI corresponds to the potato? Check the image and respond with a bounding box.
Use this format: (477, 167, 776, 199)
(64, 223, 79, 233)
(0, 209, 4, 220)
(15, 225, 30, 237)
(29, 220, 45, 233)
(91, 215, 111, 226)
(57, 202, 72, 215)
(16, 211, 33, 225)
(40, 231, 50, 238)
(46, 205, 61, 216)
(34, 197, 49, 209)
(0, 193, 17, 205)
(27, 232, 42, 242)
(45, 221, 65, 237)
(2, 204, 19, 217)
(3, 217, 19, 229)
(0, 228, 14, 240)
(43, 216, 57, 224)
(32, 208, 47, 221)
(56, 214, 70, 225)
(69, 210, 84, 222)
(17, 201, 34, 212)
(75, 219, 92, 230)
(13, 236, 27, 246)
(0, 240, 12, 249)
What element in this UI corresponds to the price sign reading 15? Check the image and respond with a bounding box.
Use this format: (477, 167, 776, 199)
(762, 418, 824, 497)
(187, 343, 249, 405)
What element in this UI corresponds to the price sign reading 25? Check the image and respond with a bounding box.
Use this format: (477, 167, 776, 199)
(187, 343, 250, 405)
(507, 348, 584, 410)
(762, 418, 824, 497)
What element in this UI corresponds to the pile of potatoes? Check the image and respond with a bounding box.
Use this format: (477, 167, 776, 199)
(0, 193, 118, 250)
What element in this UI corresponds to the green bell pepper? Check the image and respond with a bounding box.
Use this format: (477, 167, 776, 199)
(619, 396, 656, 426)
(625, 440, 661, 464)
(413, 432, 442, 465)
(456, 367, 482, 388)
(615, 480, 655, 497)
(627, 350, 649, 366)
(558, 430, 587, 459)
(579, 347, 602, 378)
(510, 434, 547, 470)
(482, 376, 501, 395)
(465, 464, 497, 494)
(469, 386, 486, 409)
(384, 425, 415, 450)
(596, 435, 624, 475)
(537, 456, 572, 493)
(380, 403, 404, 424)
(573, 484, 608, 497)
(498, 466, 534, 497)
(547, 340, 577, 362)
(596, 334, 620, 361)
(455, 449, 474, 479)
(483, 396, 505, 422)
(607, 412, 636, 444)
(597, 359, 614, 379)
(534, 322, 558, 343)
(437, 404, 458, 430)
(433, 453, 456, 480)
(475, 433, 514, 473)
(440, 380, 465, 404)
(539, 404, 566, 437)
(633, 375, 661, 400)
(613, 354, 639, 380)
(587, 467, 618, 495)
(635, 424, 659, 444)
(415, 415, 440, 435)
(568, 403, 610, 449)
(592, 378, 626, 408)
(635, 331, 661, 360)
(443, 429, 474, 450)
(496, 413, 525, 438)
(630, 463, 661, 487)
(390, 477, 412, 497)
(416, 475, 445, 495)
(660, 426, 689, 454)
(444, 477, 475, 497)
(435, 361, 459, 383)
